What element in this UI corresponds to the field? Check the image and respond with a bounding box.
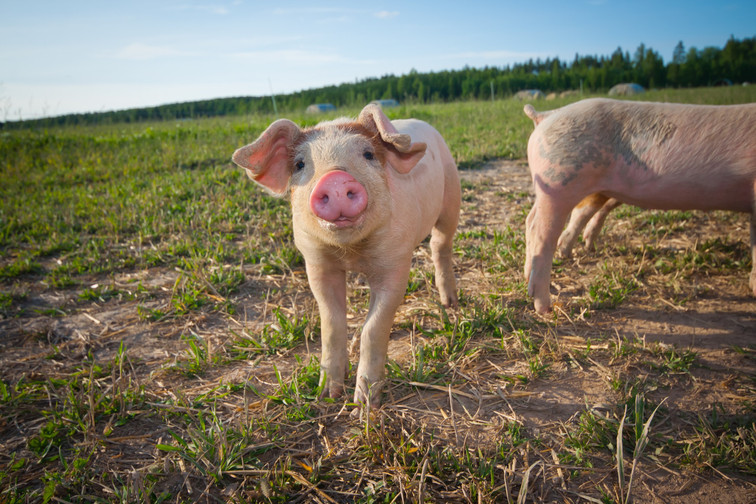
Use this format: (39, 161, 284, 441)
(1, 87, 755, 503)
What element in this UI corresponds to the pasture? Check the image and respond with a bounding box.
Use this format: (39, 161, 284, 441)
(1, 86, 755, 503)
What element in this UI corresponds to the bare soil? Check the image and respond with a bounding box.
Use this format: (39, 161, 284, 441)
(1, 159, 754, 503)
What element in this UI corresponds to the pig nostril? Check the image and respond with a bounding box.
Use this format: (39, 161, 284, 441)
(347, 191, 354, 199)
(321, 195, 329, 204)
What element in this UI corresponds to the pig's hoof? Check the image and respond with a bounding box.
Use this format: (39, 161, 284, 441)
(319, 382, 344, 400)
(354, 377, 384, 409)
(533, 298, 552, 315)
(442, 293, 459, 309)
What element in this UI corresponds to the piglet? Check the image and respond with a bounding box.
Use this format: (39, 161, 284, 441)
(232, 104, 460, 406)
(523, 98, 756, 314)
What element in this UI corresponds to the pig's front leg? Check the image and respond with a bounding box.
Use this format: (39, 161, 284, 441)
(527, 196, 571, 314)
(354, 263, 411, 407)
(305, 262, 348, 399)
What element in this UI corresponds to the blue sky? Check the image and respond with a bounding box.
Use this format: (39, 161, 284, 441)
(1, 1, 753, 120)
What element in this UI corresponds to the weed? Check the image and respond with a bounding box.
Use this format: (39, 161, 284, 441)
(679, 405, 756, 474)
(231, 308, 312, 357)
(0, 290, 27, 317)
(588, 263, 639, 309)
(651, 346, 697, 375)
(268, 357, 324, 420)
(388, 343, 447, 384)
(615, 394, 665, 504)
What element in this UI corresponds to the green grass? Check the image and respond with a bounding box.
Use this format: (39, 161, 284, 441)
(1, 86, 755, 503)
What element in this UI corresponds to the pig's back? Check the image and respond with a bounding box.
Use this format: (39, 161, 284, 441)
(389, 119, 458, 244)
(533, 99, 756, 212)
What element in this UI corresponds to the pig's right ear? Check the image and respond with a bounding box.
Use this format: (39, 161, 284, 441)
(232, 119, 301, 196)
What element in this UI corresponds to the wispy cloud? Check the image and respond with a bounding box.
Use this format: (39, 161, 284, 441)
(374, 11, 399, 19)
(272, 7, 352, 16)
(115, 43, 193, 60)
(171, 3, 232, 15)
(272, 7, 398, 20)
(229, 49, 347, 65)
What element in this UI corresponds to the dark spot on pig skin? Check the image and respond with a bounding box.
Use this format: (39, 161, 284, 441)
(614, 108, 677, 169)
(543, 164, 577, 187)
(536, 103, 678, 186)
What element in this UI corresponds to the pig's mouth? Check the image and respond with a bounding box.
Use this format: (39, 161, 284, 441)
(317, 212, 365, 230)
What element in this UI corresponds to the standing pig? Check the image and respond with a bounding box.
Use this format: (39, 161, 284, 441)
(523, 98, 756, 314)
(232, 104, 460, 406)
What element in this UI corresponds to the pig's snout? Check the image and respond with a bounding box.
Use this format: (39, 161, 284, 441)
(309, 171, 368, 226)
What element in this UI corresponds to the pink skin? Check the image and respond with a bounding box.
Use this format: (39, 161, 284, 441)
(309, 170, 368, 227)
(524, 98, 756, 314)
(232, 104, 460, 407)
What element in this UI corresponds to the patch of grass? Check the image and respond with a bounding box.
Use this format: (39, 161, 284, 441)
(0, 256, 43, 280)
(650, 346, 697, 375)
(0, 290, 27, 317)
(681, 407, 756, 474)
(267, 356, 324, 421)
(588, 263, 639, 309)
(455, 225, 525, 274)
(231, 307, 313, 358)
(388, 342, 448, 384)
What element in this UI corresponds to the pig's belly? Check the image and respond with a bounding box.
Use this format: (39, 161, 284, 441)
(603, 179, 753, 213)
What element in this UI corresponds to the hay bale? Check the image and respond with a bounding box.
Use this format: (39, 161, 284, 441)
(514, 89, 545, 101)
(608, 83, 645, 96)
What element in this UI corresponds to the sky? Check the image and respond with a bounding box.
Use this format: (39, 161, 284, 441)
(1, 1, 754, 121)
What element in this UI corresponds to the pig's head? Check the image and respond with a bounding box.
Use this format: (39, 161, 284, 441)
(232, 104, 427, 246)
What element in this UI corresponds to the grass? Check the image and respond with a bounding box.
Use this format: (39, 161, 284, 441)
(1, 86, 756, 502)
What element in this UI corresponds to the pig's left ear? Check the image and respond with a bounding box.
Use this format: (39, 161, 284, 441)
(358, 104, 427, 174)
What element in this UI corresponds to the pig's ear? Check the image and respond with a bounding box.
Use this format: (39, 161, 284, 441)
(358, 104, 427, 174)
(232, 119, 301, 196)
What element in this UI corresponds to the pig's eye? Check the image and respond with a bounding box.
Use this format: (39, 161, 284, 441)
(363, 151, 374, 161)
(294, 160, 305, 171)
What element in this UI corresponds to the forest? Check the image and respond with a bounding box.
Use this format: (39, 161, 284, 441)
(3, 35, 754, 129)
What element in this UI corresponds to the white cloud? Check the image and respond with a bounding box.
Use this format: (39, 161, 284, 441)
(272, 7, 352, 16)
(229, 48, 347, 65)
(171, 3, 231, 15)
(374, 11, 399, 20)
(115, 43, 192, 60)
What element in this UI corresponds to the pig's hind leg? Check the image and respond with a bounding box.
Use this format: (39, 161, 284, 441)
(557, 193, 610, 258)
(582, 198, 622, 251)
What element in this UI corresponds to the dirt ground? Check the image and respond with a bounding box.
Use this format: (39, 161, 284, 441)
(1, 159, 754, 502)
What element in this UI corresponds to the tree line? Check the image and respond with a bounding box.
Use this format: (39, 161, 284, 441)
(4, 36, 754, 129)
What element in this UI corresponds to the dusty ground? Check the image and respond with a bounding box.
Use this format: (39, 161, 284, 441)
(1, 160, 754, 502)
